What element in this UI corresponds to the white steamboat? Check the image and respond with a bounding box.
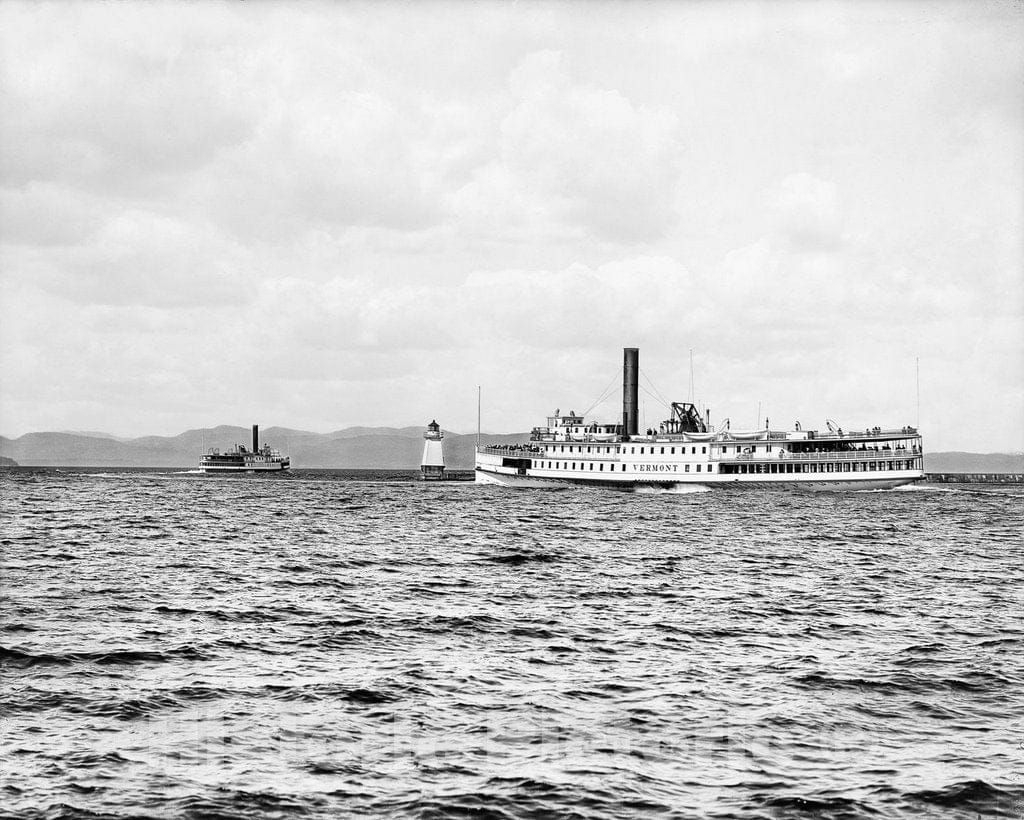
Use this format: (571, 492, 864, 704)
(475, 348, 923, 491)
(200, 424, 290, 473)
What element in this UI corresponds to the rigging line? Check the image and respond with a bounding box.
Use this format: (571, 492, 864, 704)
(640, 369, 670, 407)
(638, 385, 668, 409)
(582, 388, 618, 420)
(582, 372, 619, 416)
(580, 368, 621, 418)
(639, 369, 670, 407)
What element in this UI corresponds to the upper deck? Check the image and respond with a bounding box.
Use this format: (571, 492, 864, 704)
(524, 425, 921, 446)
(481, 424, 921, 462)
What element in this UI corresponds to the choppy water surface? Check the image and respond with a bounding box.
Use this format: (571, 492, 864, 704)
(2, 469, 1022, 819)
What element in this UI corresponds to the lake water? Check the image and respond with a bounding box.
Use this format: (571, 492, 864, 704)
(2, 469, 1022, 819)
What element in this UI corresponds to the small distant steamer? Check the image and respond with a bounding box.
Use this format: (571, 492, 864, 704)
(200, 425, 290, 473)
(475, 348, 924, 491)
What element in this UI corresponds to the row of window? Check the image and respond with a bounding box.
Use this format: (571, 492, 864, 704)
(552, 444, 708, 455)
(635, 445, 706, 455)
(533, 461, 715, 473)
(719, 459, 920, 475)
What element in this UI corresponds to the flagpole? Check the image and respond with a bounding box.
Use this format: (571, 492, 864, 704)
(916, 358, 920, 429)
(689, 348, 694, 403)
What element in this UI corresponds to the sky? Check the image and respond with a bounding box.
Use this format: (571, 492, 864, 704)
(1, 0, 1022, 452)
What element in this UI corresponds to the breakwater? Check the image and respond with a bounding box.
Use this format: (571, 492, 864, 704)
(924, 473, 1023, 483)
(421, 469, 475, 482)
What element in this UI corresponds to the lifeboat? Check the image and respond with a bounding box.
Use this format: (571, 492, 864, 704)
(681, 431, 717, 441)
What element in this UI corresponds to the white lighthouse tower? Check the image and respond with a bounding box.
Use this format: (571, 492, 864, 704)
(421, 420, 445, 481)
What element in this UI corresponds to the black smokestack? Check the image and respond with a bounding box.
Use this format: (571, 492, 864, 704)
(252, 424, 259, 452)
(623, 347, 639, 438)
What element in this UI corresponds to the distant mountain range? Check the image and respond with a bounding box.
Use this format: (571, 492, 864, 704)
(0, 428, 1020, 472)
(922, 452, 1024, 474)
(0, 426, 529, 469)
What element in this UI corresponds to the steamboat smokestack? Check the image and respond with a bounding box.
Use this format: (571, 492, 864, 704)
(623, 347, 639, 438)
(252, 424, 259, 452)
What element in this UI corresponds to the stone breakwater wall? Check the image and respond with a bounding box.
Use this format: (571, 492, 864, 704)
(925, 473, 1023, 484)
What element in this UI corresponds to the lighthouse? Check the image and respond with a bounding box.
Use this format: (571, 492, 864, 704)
(421, 420, 445, 480)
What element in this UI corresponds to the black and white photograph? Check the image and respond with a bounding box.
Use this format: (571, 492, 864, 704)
(1, 1, 1022, 818)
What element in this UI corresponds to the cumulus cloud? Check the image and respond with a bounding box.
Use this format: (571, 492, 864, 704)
(0, 5, 254, 193)
(0, 183, 104, 247)
(3, 209, 256, 308)
(770, 172, 844, 252)
(499, 50, 682, 242)
(203, 88, 450, 239)
(450, 50, 683, 246)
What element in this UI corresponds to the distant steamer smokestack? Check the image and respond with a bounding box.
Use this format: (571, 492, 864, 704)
(623, 347, 639, 438)
(252, 424, 259, 452)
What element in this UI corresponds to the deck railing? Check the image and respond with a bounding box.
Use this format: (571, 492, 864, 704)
(728, 449, 920, 462)
(527, 427, 921, 444)
(734, 428, 920, 442)
(478, 445, 623, 461)
(478, 446, 545, 457)
(480, 444, 922, 461)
